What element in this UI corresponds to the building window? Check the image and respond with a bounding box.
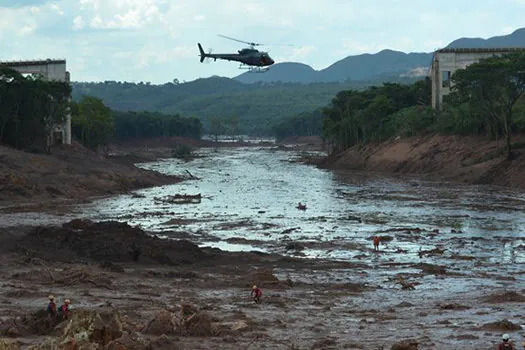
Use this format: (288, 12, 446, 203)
(442, 71, 451, 88)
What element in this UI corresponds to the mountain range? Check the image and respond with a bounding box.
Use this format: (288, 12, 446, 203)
(71, 28, 525, 135)
(234, 28, 525, 84)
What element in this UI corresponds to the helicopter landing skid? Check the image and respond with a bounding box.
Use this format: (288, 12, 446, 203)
(239, 65, 270, 73)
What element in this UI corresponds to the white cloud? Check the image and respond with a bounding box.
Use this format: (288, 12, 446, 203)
(278, 45, 317, 63)
(2, 0, 525, 83)
(72, 16, 84, 30)
(50, 4, 63, 15)
(18, 25, 35, 36)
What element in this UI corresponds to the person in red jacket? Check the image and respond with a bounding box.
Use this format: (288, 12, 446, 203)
(58, 299, 71, 320)
(251, 285, 262, 304)
(373, 236, 381, 252)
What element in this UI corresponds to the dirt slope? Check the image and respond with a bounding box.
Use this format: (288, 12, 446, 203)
(0, 141, 181, 208)
(316, 134, 525, 189)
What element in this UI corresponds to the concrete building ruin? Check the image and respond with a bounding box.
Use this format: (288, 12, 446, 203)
(430, 48, 525, 110)
(0, 59, 71, 144)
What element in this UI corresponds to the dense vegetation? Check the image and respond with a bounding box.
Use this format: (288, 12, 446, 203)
(72, 97, 202, 154)
(271, 109, 324, 140)
(444, 52, 525, 158)
(113, 110, 201, 141)
(322, 79, 432, 151)
(0, 67, 71, 152)
(322, 52, 525, 157)
(72, 77, 420, 135)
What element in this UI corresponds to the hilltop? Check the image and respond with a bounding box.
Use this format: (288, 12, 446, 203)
(235, 27, 525, 84)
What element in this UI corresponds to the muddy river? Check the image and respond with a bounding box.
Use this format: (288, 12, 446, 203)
(76, 145, 525, 346)
(2, 144, 525, 348)
(76, 146, 524, 263)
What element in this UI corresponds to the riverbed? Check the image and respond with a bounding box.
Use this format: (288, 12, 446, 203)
(2, 144, 525, 348)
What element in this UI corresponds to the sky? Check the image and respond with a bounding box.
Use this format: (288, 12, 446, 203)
(1, 0, 524, 84)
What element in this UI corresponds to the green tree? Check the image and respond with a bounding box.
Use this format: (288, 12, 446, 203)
(450, 52, 525, 159)
(72, 96, 114, 155)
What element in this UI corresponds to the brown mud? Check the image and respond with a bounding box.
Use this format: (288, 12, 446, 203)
(1, 136, 525, 349)
(314, 134, 525, 190)
(0, 142, 181, 211)
(0, 220, 523, 349)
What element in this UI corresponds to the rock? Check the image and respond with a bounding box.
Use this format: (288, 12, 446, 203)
(285, 242, 304, 251)
(142, 310, 175, 336)
(252, 268, 279, 286)
(481, 319, 522, 331)
(419, 263, 447, 275)
(396, 301, 414, 308)
(439, 303, 470, 310)
(231, 320, 249, 332)
(391, 339, 419, 350)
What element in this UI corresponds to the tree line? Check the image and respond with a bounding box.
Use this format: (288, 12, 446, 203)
(72, 96, 202, 154)
(317, 51, 525, 157)
(0, 67, 202, 154)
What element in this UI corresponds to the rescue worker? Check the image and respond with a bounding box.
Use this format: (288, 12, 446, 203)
(498, 333, 515, 350)
(46, 295, 57, 316)
(58, 299, 71, 320)
(250, 285, 262, 304)
(373, 236, 381, 252)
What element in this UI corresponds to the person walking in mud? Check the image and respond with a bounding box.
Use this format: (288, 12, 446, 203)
(373, 235, 381, 252)
(46, 295, 57, 317)
(498, 334, 515, 349)
(251, 285, 262, 304)
(58, 299, 71, 321)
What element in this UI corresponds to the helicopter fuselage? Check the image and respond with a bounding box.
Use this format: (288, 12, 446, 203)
(198, 43, 274, 67)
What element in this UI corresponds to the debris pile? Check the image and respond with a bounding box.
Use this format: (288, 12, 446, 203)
(12, 219, 209, 266)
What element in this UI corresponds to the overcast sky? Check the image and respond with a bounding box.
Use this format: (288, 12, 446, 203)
(1, 0, 524, 84)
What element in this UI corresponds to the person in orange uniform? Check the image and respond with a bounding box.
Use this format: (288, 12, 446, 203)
(373, 236, 381, 252)
(59, 299, 71, 320)
(46, 295, 57, 316)
(251, 285, 262, 304)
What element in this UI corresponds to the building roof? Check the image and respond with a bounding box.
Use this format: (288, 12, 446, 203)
(436, 47, 525, 53)
(0, 59, 66, 66)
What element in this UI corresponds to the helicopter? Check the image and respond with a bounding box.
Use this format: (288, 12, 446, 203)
(198, 35, 275, 73)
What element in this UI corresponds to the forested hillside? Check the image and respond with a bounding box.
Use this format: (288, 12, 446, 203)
(72, 76, 421, 135)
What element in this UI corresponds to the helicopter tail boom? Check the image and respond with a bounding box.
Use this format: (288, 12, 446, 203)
(198, 43, 206, 63)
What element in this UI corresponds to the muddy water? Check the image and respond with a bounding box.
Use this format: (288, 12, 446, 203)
(71, 145, 525, 347)
(4, 145, 525, 347)
(75, 146, 525, 263)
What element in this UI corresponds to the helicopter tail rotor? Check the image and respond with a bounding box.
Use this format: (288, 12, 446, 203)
(198, 43, 206, 63)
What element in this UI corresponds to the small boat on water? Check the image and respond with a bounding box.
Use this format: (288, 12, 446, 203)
(296, 202, 307, 210)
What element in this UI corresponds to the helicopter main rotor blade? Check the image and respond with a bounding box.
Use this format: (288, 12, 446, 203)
(218, 34, 262, 47)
